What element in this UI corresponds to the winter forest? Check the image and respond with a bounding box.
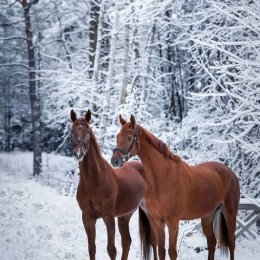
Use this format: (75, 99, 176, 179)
(1, 0, 259, 195)
(0, 0, 260, 259)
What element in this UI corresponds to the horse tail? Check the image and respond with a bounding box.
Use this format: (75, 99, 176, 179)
(139, 207, 152, 260)
(214, 209, 229, 255)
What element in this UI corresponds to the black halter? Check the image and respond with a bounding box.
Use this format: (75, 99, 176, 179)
(113, 126, 139, 165)
(72, 139, 89, 150)
(71, 137, 90, 157)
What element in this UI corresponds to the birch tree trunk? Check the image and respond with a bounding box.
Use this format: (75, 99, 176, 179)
(144, 23, 156, 111)
(99, 4, 118, 146)
(55, 2, 73, 70)
(21, 0, 42, 176)
(119, 22, 130, 105)
(89, 0, 100, 72)
(129, 4, 141, 115)
(90, 1, 104, 111)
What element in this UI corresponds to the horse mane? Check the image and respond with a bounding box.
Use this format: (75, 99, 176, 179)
(89, 127, 103, 159)
(139, 126, 180, 162)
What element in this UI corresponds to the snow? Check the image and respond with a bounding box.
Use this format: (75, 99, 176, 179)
(0, 152, 259, 260)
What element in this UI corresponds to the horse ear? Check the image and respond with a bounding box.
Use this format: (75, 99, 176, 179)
(119, 114, 126, 125)
(85, 109, 91, 123)
(70, 109, 77, 122)
(130, 114, 136, 128)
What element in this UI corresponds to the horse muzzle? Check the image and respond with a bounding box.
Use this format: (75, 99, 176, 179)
(73, 146, 89, 162)
(73, 149, 86, 162)
(111, 155, 123, 167)
(72, 141, 89, 161)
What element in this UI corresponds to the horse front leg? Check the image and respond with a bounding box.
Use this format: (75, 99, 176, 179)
(118, 213, 132, 260)
(103, 216, 117, 260)
(149, 219, 159, 260)
(167, 218, 179, 260)
(151, 219, 166, 260)
(82, 213, 97, 260)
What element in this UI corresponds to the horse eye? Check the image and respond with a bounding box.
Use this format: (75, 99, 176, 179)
(127, 136, 132, 141)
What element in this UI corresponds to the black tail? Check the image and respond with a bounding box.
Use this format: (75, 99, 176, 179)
(215, 210, 229, 255)
(139, 207, 152, 260)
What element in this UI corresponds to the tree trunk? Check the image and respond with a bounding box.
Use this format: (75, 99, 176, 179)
(55, 2, 73, 70)
(89, 0, 100, 72)
(167, 46, 176, 119)
(99, 3, 118, 146)
(188, 25, 196, 96)
(119, 22, 130, 105)
(90, 1, 104, 112)
(22, 0, 42, 176)
(176, 45, 185, 120)
(3, 82, 11, 152)
(144, 23, 156, 110)
(130, 3, 141, 113)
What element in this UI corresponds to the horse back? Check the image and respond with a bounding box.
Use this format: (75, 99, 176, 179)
(194, 161, 239, 191)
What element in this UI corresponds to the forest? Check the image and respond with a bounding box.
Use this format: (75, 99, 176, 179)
(0, 0, 259, 198)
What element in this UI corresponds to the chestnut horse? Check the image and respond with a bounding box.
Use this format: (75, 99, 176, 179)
(111, 115, 240, 260)
(70, 109, 156, 260)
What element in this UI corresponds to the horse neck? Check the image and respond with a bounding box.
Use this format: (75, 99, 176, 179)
(138, 130, 180, 189)
(79, 138, 109, 185)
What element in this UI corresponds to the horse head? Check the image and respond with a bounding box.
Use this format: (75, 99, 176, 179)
(70, 109, 92, 161)
(111, 114, 139, 167)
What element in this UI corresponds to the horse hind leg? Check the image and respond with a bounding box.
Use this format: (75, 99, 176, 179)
(118, 214, 132, 260)
(222, 178, 240, 260)
(222, 211, 236, 260)
(201, 214, 217, 260)
(222, 202, 239, 260)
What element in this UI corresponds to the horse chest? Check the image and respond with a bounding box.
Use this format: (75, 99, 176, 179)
(78, 198, 110, 217)
(88, 200, 103, 217)
(77, 187, 116, 217)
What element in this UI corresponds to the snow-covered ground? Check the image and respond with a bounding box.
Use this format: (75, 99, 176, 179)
(0, 152, 259, 260)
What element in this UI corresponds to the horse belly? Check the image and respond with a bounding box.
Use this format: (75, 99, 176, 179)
(115, 170, 146, 217)
(115, 188, 145, 217)
(115, 195, 143, 217)
(182, 181, 224, 219)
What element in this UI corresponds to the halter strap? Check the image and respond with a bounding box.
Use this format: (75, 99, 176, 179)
(72, 139, 89, 150)
(113, 126, 139, 165)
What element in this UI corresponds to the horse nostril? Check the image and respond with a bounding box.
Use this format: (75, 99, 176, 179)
(114, 159, 118, 166)
(111, 157, 118, 167)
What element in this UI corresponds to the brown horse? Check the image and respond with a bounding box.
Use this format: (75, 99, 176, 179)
(70, 109, 156, 260)
(111, 115, 240, 260)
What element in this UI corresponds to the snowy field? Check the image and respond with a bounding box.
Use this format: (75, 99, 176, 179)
(0, 152, 259, 260)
